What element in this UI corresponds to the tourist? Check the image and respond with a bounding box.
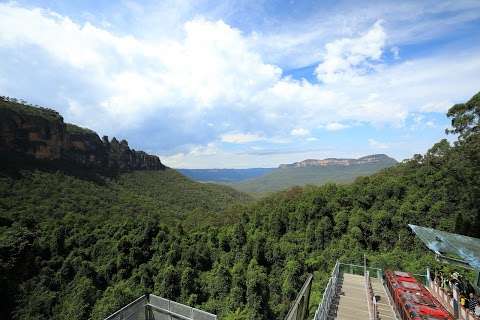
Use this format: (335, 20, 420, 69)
(468, 293, 477, 313)
(475, 298, 480, 318)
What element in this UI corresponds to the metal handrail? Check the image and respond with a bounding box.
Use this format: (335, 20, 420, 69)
(365, 271, 378, 320)
(339, 262, 383, 279)
(148, 294, 217, 320)
(104, 295, 147, 320)
(366, 271, 372, 319)
(284, 274, 313, 320)
(314, 261, 340, 320)
(147, 304, 194, 320)
(104, 294, 217, 320)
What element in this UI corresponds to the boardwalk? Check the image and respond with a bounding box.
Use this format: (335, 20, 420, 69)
(329, 273, 370, 320)
(328, 273, 398, 320)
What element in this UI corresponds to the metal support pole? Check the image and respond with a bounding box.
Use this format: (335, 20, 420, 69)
(364, 254, 367, 276)
(426, 268, 431, 288)
(475, 270, 480, 295)
(453, 284, 459, 319)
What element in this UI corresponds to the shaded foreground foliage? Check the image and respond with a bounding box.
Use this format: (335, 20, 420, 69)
(1, 92, 480, 320)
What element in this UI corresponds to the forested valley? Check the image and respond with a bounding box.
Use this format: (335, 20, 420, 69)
(1, 92, 479, 320)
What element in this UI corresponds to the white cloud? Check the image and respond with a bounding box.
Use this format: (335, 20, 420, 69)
(419, 101, 453, 113)
(189, 143, 219, 156)
(391, 46, 400, 60)
(368, 138, 389, 149)
(249, 1, 480, 69)
(0, 3, 281, 128)
(290, 128, 310, 136)
(220, 132, 264, 144)
(324, 122, 349, 131)
(1, 3, 477, 134)
(315, 20, 386, 84)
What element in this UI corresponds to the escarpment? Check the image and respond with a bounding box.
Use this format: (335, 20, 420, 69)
(0, 97, 164, 173)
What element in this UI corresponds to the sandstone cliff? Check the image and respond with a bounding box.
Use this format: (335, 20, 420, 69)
(279, 154, 397, 168)
(0, 97, 164, 173)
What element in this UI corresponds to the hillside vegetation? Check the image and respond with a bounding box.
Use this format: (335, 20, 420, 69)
(0, 92, 479, 320)
(230, 156, 397, 196)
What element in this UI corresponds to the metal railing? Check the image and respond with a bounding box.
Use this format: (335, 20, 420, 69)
(284, 274, 313, 320)
(365, 271, 377, 320)
(104, 294, 217, 320)
(147, 295, 217, 320)
(104, 295, 148, 320)
(313, 261, 340, 320)
(339, 263, 383, 279)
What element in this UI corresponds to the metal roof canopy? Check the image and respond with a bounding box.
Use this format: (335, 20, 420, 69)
(408, 224, 480, 270)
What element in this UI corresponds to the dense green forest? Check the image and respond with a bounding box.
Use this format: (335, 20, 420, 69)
(1, 92, 479, 320)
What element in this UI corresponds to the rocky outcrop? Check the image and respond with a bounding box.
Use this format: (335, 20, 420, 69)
(0, 98, 164, 173)
(279, 154, 397, 168)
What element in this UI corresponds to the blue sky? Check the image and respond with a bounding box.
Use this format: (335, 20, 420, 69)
(0, 0, 479, 168)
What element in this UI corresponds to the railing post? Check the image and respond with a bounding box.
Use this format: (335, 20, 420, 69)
(426, 268, 431, 287)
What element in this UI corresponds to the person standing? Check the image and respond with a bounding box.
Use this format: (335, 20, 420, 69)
(475, 298, 480, 318)
(474, 298, 480, 318)
(468, 293, 477, 313)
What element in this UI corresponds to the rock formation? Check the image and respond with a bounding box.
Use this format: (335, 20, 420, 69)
(279, 154, 397, 168)
(0, 98, 164, 173)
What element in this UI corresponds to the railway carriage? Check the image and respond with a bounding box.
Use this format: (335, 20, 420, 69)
(384, 270, 454, 320)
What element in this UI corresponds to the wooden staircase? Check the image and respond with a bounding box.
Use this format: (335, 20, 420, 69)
(328, 273, 370, 320)
(327, 274, 397, 320)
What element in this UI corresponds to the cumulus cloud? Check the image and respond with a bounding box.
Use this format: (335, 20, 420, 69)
(324, 122, 349, 131)
(0, 3, 281, 127)
(391, 46, 400, 60)
(220, 132, 264, 144)
(315, 20, 386, 83)
(290, 128, 310, 136)
(250, 1, 480, 69)
(368, 138, 389, 149)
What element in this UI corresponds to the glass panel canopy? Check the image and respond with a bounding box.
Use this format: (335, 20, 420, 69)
(409, 224, 480, 270)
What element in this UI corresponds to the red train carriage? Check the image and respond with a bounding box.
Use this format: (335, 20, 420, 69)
(384, 270, 454, 320)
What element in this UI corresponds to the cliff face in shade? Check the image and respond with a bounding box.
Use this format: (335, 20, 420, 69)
(0, 98, 164, 172)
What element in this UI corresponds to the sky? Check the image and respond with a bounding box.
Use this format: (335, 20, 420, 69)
(0, 0, 479, 168)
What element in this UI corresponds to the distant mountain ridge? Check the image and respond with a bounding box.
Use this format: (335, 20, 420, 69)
(229, 154, 398, 196)
(279, 154, 397, 168)
(179, 155, 397, 186)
